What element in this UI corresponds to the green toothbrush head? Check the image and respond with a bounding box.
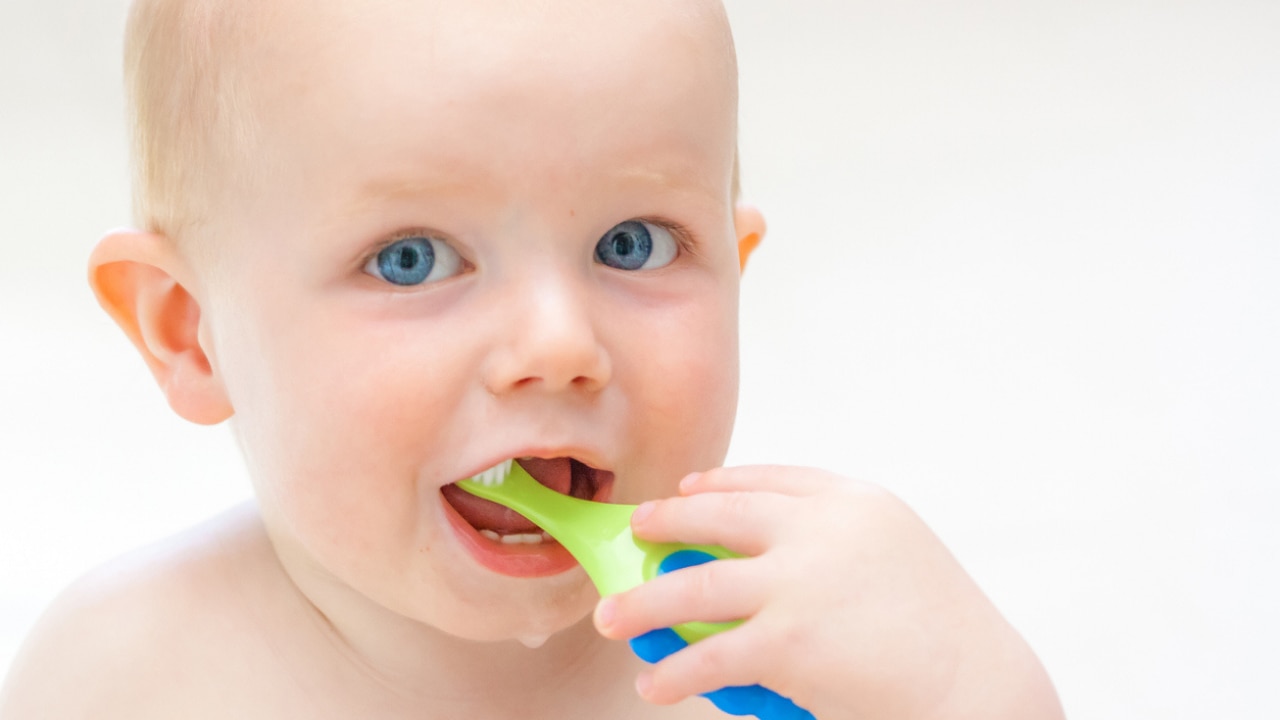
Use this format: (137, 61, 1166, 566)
(457, 461, 740, 643)
(457, 460, 650, 595)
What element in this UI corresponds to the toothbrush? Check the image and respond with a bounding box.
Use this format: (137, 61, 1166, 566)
(458, 460, 816, 720)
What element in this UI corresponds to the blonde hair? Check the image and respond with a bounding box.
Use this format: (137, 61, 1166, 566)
(124, 0, 741, 245)
(124, 0, 262, 243)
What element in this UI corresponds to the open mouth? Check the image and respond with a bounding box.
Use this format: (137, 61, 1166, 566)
(440, 457, 615, 545)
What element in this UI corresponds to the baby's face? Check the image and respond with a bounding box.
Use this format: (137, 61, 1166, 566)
(197, 0, 743, 641)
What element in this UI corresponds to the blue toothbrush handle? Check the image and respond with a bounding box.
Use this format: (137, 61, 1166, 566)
(626, 550, 817, 720)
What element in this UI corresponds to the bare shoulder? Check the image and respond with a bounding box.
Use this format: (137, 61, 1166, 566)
(0, 503, 285, 720)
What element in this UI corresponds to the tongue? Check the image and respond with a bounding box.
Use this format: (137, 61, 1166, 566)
(513, 457, 573, 495)
(442, 457, 572, 534)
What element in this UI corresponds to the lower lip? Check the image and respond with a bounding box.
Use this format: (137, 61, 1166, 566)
(440, 494, 581, 577)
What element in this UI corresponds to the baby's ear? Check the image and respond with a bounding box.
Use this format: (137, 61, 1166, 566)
(733, 204, 766, 273)
(88, 231, 232, 425)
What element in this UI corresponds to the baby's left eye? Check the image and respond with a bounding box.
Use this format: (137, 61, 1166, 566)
(364, 235, 464, 286)
(595, 220, 678, 271)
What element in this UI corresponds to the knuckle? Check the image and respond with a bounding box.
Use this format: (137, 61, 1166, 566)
(768, 615, 806, 649)
(676, 564, 718, 608)
(758, 615, 813, 673)
(721, 490, 754, 521)
(695, 562, 721, 602)
(683, 639, 724, 683)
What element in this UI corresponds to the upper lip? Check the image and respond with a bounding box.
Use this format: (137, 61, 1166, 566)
(453, 446, 613, 485)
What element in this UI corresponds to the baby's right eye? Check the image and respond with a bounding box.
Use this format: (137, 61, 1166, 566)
(364, 235, 464, 286)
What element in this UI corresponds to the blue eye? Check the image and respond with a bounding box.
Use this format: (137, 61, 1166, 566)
(364, 236, 463, 286)
(595, 220, 678, 271)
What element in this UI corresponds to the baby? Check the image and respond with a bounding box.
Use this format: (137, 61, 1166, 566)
(0, 1, 1063, 718)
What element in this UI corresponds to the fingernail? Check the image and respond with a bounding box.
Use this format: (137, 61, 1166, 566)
(631, 501, 655, 525)
(635, 672, 653, 699)
(595, 597, 616, 631)
(679, 472, 700, 493)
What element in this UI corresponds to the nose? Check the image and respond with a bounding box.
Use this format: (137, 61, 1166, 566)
(482, 273, 612, 395)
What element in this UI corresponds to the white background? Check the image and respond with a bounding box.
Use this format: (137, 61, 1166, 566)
(2, 1, 1277, 717)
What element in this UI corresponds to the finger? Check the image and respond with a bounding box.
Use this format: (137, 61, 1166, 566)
(636, 623, 781, 706)
(631, 491, 788, 554)
(681, 464, 841, 498)
(594, 557, 767, 641)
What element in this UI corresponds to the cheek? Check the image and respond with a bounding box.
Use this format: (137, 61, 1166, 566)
(212, 295, 472, 551)
(612, 287, 740, 492)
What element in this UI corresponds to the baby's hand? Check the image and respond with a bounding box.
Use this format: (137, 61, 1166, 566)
(593, 466, 1064, 720)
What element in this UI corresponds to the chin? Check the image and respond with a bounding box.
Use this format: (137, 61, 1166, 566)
(428, 575, 600, 644)
(440, 603, 594, 646)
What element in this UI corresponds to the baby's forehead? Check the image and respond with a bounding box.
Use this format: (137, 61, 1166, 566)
(252, 3, 735, 194)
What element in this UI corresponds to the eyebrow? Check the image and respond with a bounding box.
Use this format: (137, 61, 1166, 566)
(351, 176, 476, 204)
(330, 174, 482, 225)
(342, 159, 726, 218)
(600, 150, 735, 213)
(611, 165, 724, 205)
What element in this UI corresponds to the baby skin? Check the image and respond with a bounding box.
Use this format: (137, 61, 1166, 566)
(0, 1, 1063, 719)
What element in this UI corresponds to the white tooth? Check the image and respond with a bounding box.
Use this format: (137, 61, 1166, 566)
(541, 532, 553, 543)
(501, 533, 544, 545)
(479, 529, 501, 541)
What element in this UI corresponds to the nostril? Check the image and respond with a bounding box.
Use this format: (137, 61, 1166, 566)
(483, 344, 611, 395)
(571, 373, 605, 391)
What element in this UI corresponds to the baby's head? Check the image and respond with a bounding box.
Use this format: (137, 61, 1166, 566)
(94, 0, 765, 643)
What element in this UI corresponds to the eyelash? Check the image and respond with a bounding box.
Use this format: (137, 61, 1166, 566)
(361, 228, 459, 262)
(637, 217, 698, 260)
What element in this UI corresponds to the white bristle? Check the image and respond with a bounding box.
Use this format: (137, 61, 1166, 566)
(471, 459, 513, 486)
